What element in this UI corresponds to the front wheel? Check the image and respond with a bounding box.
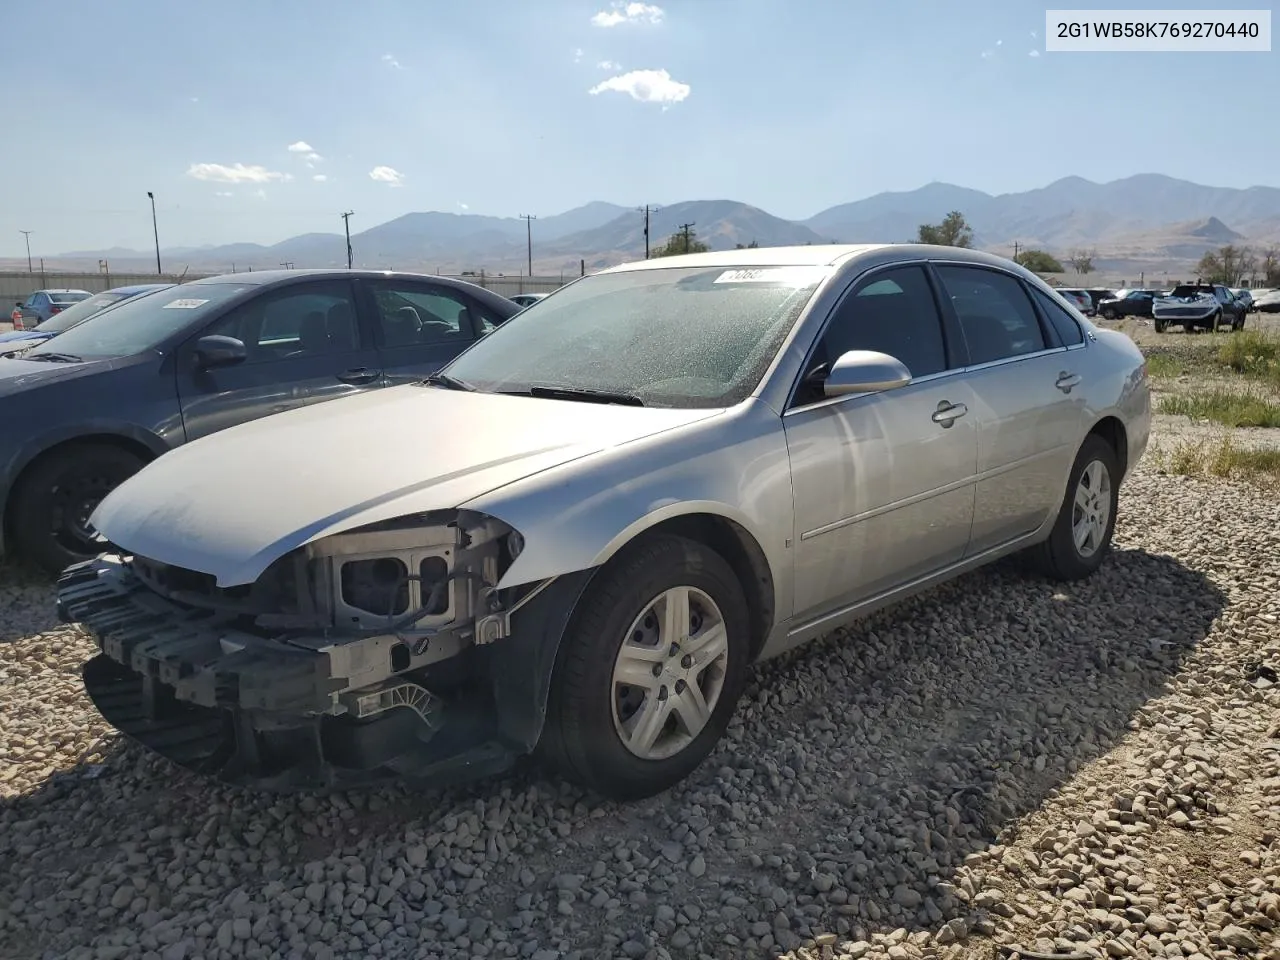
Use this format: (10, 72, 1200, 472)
(9, 443, 146, 575)
(1101, 307, 1117, 320)
(539, 534, 751, 800)
(1027, 434, 1120, 582)
(1153, 319, 1167, 333)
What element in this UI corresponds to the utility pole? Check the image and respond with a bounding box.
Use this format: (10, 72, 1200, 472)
(519, 214, 536, 277)
(147, 191, 161, 274)
(341, 210, 354, 268)
(1013, 240, 1020, 264)
(679, 221, 695, 254)
(640, 205, 652, 258)
(19, 230, 33, 273)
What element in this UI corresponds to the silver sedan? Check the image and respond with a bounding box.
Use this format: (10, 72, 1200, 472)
(59, 244, 1151, 800)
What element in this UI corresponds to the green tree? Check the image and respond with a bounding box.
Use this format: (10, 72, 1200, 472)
(1015, 249, 1064, 273)
(653, 227, 709, 257)
(1197, 244, 1255, 285)
(1068, 250, 1095, 276)
(917, 211, 973, 248)
(734, 240, 760, 249)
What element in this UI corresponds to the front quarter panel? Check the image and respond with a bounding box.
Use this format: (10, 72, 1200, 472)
(462, 398, 796, 625)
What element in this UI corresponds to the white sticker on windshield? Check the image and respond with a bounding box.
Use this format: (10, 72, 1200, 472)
(713, 267, 823, 285)
(162, 298, 209, 309)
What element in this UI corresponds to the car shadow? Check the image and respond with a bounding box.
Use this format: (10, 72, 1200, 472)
(0, 545, 1225, 959)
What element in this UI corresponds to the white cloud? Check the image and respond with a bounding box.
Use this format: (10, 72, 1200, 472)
(313, 174, 328, 182)
(215, 191, 233, 197)
(287, 141, 313, 153)
(597, 59, 621, 70)
(187, 162, 290, 184)
(253, 188, 268, 200)
(591, 2, 664, 27)
(369, 165, 405, 187)
(382, 53, 402, 69)
(589, 68, 690, 105)
(1029, 49, 1041, 57)
(996, 39, 1003, 46)
(457, 201, 469, 210)
(1030, 30, 1038, 39)
(573, 47, 584, 62)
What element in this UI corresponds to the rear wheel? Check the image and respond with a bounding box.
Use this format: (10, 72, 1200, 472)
(1101, 307, 1117, 320)
(9, 443, 146, 575)
(1027, 434, 1120, 582)
(539, 534, 751, 800)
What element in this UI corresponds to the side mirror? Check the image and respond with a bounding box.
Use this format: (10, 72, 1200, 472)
(822, 349, 912, 398)
(193, 334, 247, 369)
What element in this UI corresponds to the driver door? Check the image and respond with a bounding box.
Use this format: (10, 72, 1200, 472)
(783, 263, 978, 626)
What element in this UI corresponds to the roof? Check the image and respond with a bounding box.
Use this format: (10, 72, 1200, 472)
(186, 268, 502, 288)
(598, 244, 887, 273)
(36, 288, 92, 295)
(107, 283, 173, 295)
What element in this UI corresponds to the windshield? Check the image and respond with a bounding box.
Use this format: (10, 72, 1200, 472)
(23, 283, 252, 360)
(442, 265, 828, 408)
(33, 290, 131, 333)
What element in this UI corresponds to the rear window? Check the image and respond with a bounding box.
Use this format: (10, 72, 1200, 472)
(1169, 285, 1211, 298)
(50, 292, 90, 304)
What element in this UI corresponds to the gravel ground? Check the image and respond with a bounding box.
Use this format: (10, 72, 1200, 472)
(3, 444, 1280, 960)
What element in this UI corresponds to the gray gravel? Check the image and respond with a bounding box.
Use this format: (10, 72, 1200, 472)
(2, 459, 1279, 960)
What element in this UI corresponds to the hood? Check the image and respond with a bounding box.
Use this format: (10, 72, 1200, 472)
(0, 330, 48, 344)
(91, 384, 721, 586)
(0, 355, 116, 397)
(0, 332, 51, 356)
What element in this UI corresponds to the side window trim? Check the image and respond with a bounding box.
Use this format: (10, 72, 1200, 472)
(927, 260, 1062, 370)
(783, 259, 959, 414)
(1027, 282, 1088, 351)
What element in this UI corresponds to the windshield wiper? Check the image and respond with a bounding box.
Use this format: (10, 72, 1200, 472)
(422, 372, 476, 392)
(517, 384, 645, 407)
(22, 352, 83, 364)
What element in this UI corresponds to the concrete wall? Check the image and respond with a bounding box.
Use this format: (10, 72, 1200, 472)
(0, 270, 571, 304)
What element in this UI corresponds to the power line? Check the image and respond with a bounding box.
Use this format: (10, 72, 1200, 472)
(341, 211, 354, 269)
(639, 204, 659, 259)
(518, 214, 536, 277)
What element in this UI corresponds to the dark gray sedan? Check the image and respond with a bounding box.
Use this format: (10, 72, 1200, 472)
(0, 269, 520, 573)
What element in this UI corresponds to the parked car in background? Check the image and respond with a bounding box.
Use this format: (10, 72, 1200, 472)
(509, 293, 548, 308)
(1096, 289, 1163, 320)
(14, 289, 92, 329)
(1231, 289, 1255, 312)
(0, 269, 520, 572)
(0, 284, 172, 357)
(1152, 283, 1246, 332)
(1085, 289, 1118, 312)
(57, 244, 1151, 798)
(1254, 289, 1280, 313)
(1056, 288, 1094, 315)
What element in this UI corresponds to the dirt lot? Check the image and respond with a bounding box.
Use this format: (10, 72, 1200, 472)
(2, 327, 1280, 960)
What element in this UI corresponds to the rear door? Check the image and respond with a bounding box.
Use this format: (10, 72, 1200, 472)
(360, 279, 505, 385)
(175, 278, 383, 442)
(932, 264, 1088, 555)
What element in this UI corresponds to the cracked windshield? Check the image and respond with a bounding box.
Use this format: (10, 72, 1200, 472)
(1, 4, 1278, 960)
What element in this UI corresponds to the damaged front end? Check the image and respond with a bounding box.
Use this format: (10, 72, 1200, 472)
(58, 510, 591, 791)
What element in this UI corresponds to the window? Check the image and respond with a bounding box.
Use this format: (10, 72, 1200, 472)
(798, 265, 949, 402)
(369, 283, 477, 348)
(1030, 288, 1084, 346)
(935, 266, 1047, 365)
(203, 281, 359, 363)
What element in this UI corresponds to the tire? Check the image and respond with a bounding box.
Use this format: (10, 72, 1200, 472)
(1153, 319, 1166, 333)
(1183, 320, 1195, 334)
(539, 534, 751, 800)
(1101, 307, 1117, 320)
(9, 443, 146, 575)
(1027, 434, 1120, 582)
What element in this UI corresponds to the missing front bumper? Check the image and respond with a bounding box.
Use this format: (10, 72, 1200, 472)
(61, 557, 515, 791)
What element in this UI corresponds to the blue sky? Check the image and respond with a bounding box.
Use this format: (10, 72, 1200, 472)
(1, 0, 1276, 254)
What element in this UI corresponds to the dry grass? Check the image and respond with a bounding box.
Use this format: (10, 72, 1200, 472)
(1156, 387, 1280, 428)
(1151, 430, 1280, 485)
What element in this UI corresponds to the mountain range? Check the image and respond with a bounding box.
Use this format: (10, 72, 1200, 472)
(15, 174, 1280, 279)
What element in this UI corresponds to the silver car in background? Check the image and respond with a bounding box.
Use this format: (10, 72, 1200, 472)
(58, 244, 1151, 800)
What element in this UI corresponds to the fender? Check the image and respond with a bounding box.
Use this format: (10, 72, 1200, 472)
(0, 421, 175, 556)
(462, 397, 797, 622)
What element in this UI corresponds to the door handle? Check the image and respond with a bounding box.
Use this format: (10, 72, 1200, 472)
(931, 401, 968, 427)
(1056, 371, 1082, 393)
(337, 367, 381, 385)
